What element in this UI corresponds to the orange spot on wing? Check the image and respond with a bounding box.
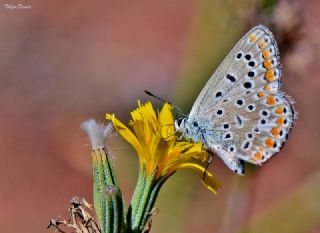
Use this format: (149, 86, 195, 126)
(262, 50, 270, 58)
(276, 118, 284, 126)
(249, 34, 257, 42)
(275, 106, 284, 114)
(264, 59, 273, 69)
(265, 138, 274, 148)
(271, 127, 280, 137)
(264, 85, 272, 91)
(265, 70, 275, 82)
(254, 152, 263, 160)
(267, 96, 276, 106)
(257, 92, 265, 98)
(258, 40, 266, 49)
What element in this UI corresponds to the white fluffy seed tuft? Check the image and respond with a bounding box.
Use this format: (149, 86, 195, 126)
(81, 119, 112, 149)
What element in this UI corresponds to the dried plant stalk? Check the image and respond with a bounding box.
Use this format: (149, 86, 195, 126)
(47, 197, 101, 233)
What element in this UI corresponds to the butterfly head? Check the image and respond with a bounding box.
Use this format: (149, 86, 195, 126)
(174, 116, 187, 133)
(174, 117, 204, 142)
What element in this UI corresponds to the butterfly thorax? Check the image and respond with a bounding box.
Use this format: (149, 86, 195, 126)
(175, 116, 212, 145)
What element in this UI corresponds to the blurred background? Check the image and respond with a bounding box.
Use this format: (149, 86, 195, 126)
(1, 0, 320, 232)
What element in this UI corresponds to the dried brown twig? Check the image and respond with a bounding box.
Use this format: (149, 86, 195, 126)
(47, 197, 101, 233)
(142, 208, 159, 233)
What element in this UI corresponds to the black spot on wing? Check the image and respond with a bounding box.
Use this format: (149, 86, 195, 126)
(226, 74, 236, 82)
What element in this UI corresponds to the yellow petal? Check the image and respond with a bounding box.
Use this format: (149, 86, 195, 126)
(130, 102, 158, 145)
(150, 133, 170, 177)
(159, 103, 175, 139)
(169, 142, 194, 156)
(166, 142, 207, 166)
(131, 101, 158, 132)
(106, 113, 145, 165)
(178, 163, 221, 194)
(182, 143, 208, 162)
(162, 151, 206, 176)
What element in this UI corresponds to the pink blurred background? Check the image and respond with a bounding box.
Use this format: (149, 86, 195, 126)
(1, 0, 320, 232)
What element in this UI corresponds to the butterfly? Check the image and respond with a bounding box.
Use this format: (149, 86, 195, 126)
(174, 25, 296, 175)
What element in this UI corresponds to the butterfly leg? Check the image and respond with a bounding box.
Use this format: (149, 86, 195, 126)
(202, 151, 213, 181)
(178, 129, 187, 140)
(200, 132, 214, 181)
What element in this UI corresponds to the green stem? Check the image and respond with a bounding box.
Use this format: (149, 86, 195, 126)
(101, 148, 115, 185)
(92, 152, 102, 225)
(130, 169, 158, 232)
(140, 177, 166, 229)
(105, 188, 113, 233)
(92, 148, 125, 233)
(103, 148, 127, 230)
(97, 149, 108, 233)
(112, 186, 124, 233)
(128, 167, 146, 227)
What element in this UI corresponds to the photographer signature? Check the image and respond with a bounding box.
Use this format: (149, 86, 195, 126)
(4, 3, 32, 10)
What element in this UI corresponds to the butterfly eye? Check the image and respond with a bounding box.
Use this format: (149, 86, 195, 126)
(177, 118, 184, 127)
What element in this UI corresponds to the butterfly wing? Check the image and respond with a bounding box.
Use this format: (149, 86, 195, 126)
(189, 25, 295, 171)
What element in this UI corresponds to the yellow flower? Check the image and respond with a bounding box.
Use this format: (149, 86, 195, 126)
(106, 101, 221, 193)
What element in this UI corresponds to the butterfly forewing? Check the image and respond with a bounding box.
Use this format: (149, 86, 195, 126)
(190, 25, 278, 119)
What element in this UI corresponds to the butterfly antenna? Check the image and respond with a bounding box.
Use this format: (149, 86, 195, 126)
(144, 90, 185, 117)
